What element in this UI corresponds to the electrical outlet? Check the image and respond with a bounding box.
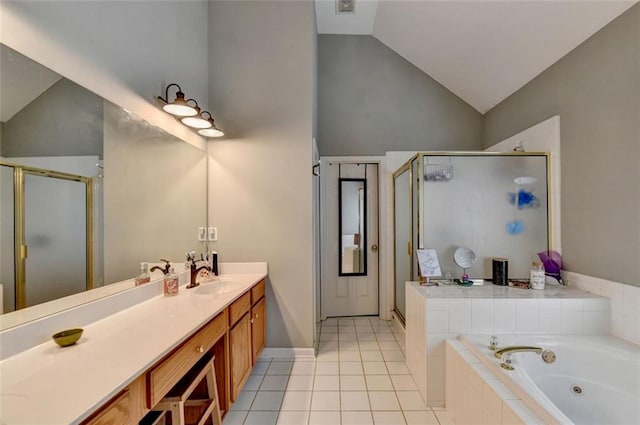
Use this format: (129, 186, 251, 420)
(208, 226, 218, 241)
(198, 227, 207, 241)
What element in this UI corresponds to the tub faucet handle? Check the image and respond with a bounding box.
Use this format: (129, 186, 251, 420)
(488, 336, 498, 351)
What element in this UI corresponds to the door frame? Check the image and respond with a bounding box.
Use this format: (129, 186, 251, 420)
(319, 156, 386, 320)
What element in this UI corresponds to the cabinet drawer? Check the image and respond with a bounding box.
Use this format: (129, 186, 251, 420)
(147, 311, 227, 408)
(229, 292, 251, 326)
(251, 280, 265, 304)
(82, 390, 130, 425)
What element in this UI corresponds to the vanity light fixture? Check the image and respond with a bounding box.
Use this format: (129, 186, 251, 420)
(197, 112, 225, 138)
(157, 83, 198, 117)
(158, 83, 225, 137)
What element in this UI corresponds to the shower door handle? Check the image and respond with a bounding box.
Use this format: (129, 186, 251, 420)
(371, 244, 378, 253)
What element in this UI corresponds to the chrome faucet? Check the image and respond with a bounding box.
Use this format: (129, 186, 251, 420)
(187, 258, 212, 289)
(494, 345, 556, 370)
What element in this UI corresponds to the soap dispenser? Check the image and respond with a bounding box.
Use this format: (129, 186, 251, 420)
(164, 267, 179, 296)
(135, 262, 151, 286)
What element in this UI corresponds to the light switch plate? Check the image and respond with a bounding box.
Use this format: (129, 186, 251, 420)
(198, 227, 207, 241)
(208, 226, 218, 241)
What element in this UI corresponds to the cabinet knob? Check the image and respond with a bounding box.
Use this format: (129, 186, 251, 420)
(250, 318, 255, 324)
(196, 345, 205, 353)
(255, 313, 259, 319)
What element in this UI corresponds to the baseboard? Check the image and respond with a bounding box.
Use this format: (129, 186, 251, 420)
(260, 348, 316, 359)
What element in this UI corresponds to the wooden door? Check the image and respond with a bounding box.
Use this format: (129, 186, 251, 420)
(229, 313, 251, 401)
(251, 298, 266, 363)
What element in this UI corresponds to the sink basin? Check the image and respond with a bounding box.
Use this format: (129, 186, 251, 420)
(193, 281, 233, 295)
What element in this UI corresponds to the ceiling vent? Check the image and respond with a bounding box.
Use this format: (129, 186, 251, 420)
(336, 0, 355, 14)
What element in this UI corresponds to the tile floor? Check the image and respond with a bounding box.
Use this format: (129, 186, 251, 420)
(222, 317, 453, 425)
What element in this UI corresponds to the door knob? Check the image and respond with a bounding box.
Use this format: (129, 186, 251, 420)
(371, 244, 378, 252)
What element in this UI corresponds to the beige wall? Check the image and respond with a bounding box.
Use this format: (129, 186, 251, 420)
(207, 1, 316, 348)
(484, 4, 640, 286)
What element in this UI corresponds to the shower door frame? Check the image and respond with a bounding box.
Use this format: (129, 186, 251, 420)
(2, 162, 93, 310)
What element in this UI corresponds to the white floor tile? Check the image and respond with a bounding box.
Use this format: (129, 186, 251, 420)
(404, 410, 439, 425)
(290, 361, 316, 375)
(321, 326, 339, 334)
(244, 374, 265, 391)
(230, 390, 256, 411)
(317, 349, 340, 362)
(338, 317, 355, 325)
(311, 391, 340, 411)
(309, 410, 341, 425)
(358, 341, 380, 351)
(340, 361, 364, 375)
(314, 375, 340, 391)
(340, 391, 370, 411)
(323, 318, 338, 325)
(390, 374, 418, 391)
(377, 341, 401, 351)
(372, 411, 407, 425)
(382, 350, 405, 362)
(357, 334, 377, 342)
(360, 350, 384, 361)
(363, 361, 388, 375)
(339, 333, 357, 341)
(365, 375, 394, 391)
(339, 350, 361, 361)
(342, 411, 374, 425)
(340, 375, 367, 391)
(433, 409, 455, 425)
(320, 333, 339, 341)
(267, 362, 293, 375)
(315, 361, 340, 375)
(280, 391, 312, 411)
(396, 391, 427, 410)
(244, 411, 279, 425)
(251, 361, 270, 375)
(222, 410, 247, 425)
(260, 375, 289, 391)
(276, 410, 309, 425)
(386, 362, 410, 375)
(375, 333, 397, 341)
(286, 375, 314, 391)
(339, 340, 360, 350)
(251, 391, 285, 411)
(368, 391, 400, 411)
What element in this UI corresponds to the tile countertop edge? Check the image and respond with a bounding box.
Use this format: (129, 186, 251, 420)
(0, 268, 267, 425)
(406, 281, 603, 299)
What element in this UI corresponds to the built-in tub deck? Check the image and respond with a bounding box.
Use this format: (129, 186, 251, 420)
(405, 282, 610, 407)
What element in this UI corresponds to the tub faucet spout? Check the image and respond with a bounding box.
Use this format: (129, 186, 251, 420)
(493, 346, 543, 359)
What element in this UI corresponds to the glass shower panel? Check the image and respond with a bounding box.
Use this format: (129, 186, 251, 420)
(393, 168, 411, 322)
(0, 165, 15, 313)
(412, 157, 420, 281)
(24, 173, 87, 307)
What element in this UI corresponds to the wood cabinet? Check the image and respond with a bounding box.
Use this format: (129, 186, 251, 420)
(83, 390, 131, 425)
(229, 312, 252, 401)
(251, 297, 266, 363)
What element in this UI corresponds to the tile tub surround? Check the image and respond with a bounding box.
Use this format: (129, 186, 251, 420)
(0, 264, 267, 424)
(445, 339, 548, 425)
(564, 271, 640, 345)
(405, 282, 610, 407)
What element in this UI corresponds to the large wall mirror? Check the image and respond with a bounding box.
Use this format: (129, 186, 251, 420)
(339, 178, 367, 276)
(0, 44, 207, 327)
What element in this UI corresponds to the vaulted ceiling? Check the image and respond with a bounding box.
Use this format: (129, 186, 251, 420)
(315, 0, 637, 113)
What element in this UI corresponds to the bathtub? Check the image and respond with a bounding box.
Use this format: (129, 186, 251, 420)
(459, 334, 640, 425)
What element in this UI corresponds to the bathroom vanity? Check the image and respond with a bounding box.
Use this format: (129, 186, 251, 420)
(0, 265, 267, 425)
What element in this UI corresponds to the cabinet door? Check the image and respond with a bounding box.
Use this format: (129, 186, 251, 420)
(251, 298, 266, 363)
(229, 312, 252, 401)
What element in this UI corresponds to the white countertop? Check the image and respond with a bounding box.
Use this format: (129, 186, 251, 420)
(0, 271, 266, 425)
(408, 281, 601, 299)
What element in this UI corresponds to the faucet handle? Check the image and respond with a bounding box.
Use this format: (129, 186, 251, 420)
(488, 336, 498, 351)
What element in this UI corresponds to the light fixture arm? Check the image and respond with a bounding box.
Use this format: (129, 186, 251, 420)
(158, 83, 183, 103)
